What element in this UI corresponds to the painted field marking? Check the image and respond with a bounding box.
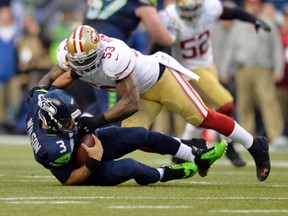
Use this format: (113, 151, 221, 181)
(1, 196, 288, 201)
(109, 206, 192, 209)
(7, 201, 89, 204)
(210, 209, 288, 214)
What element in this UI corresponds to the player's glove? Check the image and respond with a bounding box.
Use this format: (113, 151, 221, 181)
(27, 86, 47, 102)
(254, 19, 271, 33)
(77, 114, 109, 135)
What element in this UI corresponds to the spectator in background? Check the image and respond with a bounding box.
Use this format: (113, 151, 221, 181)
(272, 4, 288, 150)
(14, 11, 53, 134)
(0, 6, 21, 133)
(221, 0, 284, 143)
(17, 12, 52, 90)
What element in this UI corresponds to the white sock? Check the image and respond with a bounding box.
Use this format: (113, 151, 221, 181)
(157, 168, 164, 181)
(174, 143, 195, 162)
(228, 121, 253, 149)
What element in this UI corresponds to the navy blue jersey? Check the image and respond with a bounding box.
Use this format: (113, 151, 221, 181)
(26, 89, 180, 185)
(26, 89, 81, 183)
(84, 0, 156, 41)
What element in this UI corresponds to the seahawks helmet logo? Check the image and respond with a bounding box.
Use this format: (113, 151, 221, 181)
(38, 96, 57, 116)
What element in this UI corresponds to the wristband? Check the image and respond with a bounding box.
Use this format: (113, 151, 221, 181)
(92, 114, 109, 128)
(85, 157, 101, 172)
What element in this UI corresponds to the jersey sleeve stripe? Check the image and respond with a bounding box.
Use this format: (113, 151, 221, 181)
(115, 58, 133, 77)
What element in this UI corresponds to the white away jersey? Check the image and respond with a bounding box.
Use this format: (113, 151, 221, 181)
(57, 34, 160, 94)
(160, 0, 223, 70)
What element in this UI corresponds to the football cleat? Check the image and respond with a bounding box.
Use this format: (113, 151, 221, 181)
(160, 162, 198, 182)
(248, 136, 271, 181)
(193, 140, 228, 177)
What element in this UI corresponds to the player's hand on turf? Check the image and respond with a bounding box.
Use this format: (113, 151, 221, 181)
(81, 134, 103, 161)
(254, 19, 271, 32)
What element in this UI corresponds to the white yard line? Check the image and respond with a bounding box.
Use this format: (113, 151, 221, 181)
(7, 201, 89, 204)
(109, 206, 192, 209)
(210, 209, 288, 214)
(1, 196, 288, 201)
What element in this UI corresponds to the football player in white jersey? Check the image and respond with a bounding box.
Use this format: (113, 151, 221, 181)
(39, 25, 270, 182)
(157, 0, 271, 167)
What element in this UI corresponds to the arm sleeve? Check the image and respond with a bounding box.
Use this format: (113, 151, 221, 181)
(219, 6, 257, 24)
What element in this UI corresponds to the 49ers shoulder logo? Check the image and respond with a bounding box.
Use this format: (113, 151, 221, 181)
(91, 30, 99, 44)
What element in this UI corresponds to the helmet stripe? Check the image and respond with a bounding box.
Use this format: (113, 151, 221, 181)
(73, 26, 84, 53)
(78, 26, 84, 52)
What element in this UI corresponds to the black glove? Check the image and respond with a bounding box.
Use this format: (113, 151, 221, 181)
(254, 19, 271, 33)
(27, 86, 47, 102)
(77, 114, 109, 135)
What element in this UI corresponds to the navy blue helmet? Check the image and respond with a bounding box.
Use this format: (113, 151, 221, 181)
(38, 89, 81, 133)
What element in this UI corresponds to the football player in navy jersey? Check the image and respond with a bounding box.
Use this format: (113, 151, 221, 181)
(26, 88, 227, 185)
(84, 0, 174, 45)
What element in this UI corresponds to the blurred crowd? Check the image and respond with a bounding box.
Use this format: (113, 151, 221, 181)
(0, 0, 287, 149)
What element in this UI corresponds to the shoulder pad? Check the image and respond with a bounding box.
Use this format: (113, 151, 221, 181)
(102, 40, 136, 80)
(203, 0, 223, 18)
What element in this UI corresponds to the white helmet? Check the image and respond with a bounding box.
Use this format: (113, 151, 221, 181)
(176, 0, 203, 24)
(66, 25, 103, 76)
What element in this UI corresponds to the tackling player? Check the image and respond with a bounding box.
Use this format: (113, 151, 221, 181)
(38, 25, 271, 181)
(26, 88, 227, 185)
(156, 0, 271, 166)
(83, 0, 176, 115)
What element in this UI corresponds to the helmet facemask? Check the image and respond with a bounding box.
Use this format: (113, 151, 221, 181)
(66, 25, 103, 76)
(176, 0, 202, 25)
(66, 46, 103, 76)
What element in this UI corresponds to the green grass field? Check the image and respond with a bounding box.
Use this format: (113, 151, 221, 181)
(0, 139, 288, 216)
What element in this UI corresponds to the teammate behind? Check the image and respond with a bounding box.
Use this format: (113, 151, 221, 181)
(156, 0, 271, 166)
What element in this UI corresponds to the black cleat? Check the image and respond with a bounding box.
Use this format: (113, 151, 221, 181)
(248, 136, 271, 181)
(160, 162, 198, 182)
(226, 142, 246, 167)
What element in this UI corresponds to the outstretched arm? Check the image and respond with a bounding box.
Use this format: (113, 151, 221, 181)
(107, 73, 140, 122)
(78, 73, 140, 134)
(219, 7, 271, 32)
(38, 64, 67, 89)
